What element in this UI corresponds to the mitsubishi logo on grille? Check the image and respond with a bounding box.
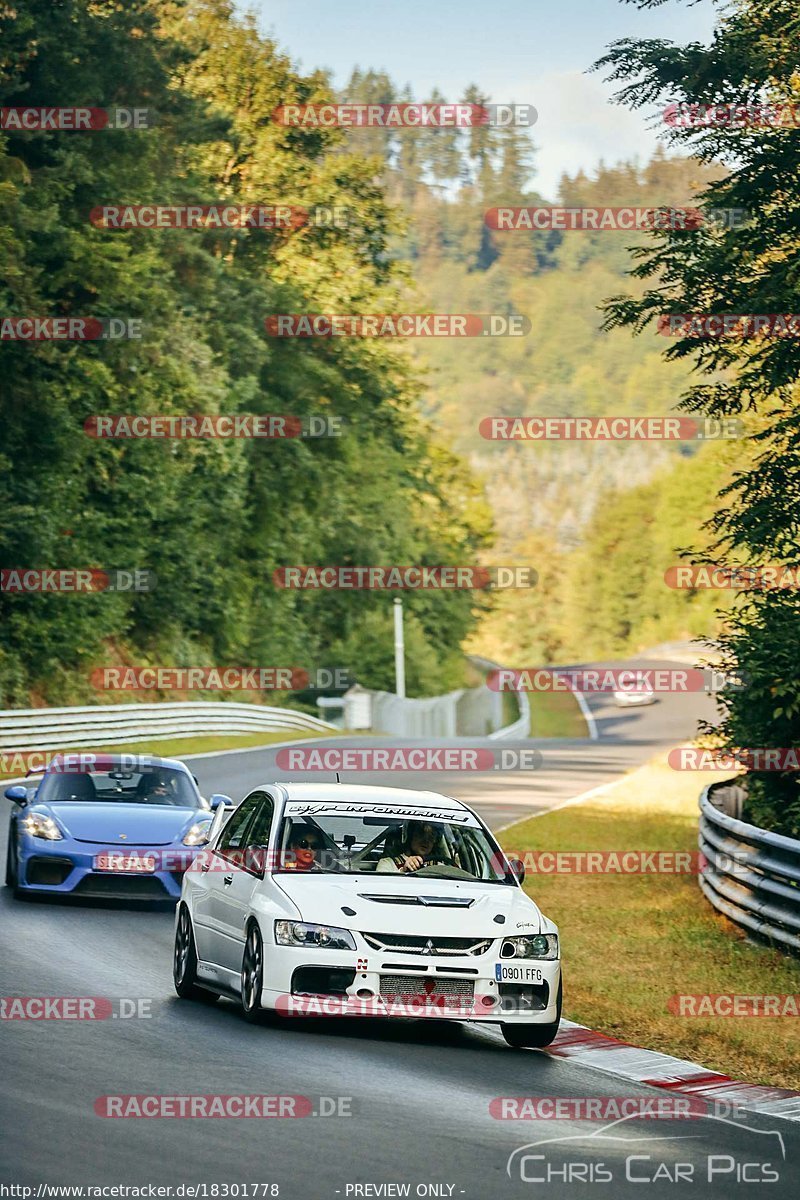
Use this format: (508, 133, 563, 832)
(425, 939, 435, 954)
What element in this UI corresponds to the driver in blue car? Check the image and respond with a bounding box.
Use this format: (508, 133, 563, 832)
(141, 773, 174, 803)
(377, 820, 450, 874)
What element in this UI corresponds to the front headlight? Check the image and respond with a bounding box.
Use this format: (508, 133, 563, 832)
(501, 934, 558, 960)
(274, 920, 356, 950)
(183, 822, 212, 846)
(23, 812, 63, 841)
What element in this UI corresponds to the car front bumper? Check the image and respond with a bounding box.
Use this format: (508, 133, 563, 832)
(16, 837, 200, 899)
(260, 942, 561, 1023)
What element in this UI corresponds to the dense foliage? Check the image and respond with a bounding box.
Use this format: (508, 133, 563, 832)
(0, 0, 491, 706)
(596, 0, 800, 835)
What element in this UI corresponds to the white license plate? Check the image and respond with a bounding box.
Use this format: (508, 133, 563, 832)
(495, 963, 543, 983)
(94, 853, 156, 873)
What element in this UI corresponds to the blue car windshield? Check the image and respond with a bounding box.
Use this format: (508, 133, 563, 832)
(38, 767, 203, 808)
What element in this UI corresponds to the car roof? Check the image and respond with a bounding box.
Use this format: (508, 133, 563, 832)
(44, 753, 191, 774)
(267, 782, 468, 811)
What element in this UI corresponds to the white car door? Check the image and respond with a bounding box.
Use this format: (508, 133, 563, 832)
(212, 791, 276, 974)
(191, 792, 262, 968)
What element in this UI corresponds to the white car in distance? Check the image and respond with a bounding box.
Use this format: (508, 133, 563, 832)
(174, 783, 562, 1047)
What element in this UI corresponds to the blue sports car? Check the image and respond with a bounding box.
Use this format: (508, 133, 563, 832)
(4, 753, 233, 900)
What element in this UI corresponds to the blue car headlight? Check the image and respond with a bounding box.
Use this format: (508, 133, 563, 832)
(182, 821, 212, 846)
(22, 812, 63, 841)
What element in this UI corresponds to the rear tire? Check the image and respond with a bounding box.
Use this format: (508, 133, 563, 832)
(501, 977, 562, 1048)
(240, 922, 265, 1023)
(174, 905, 217, 1003)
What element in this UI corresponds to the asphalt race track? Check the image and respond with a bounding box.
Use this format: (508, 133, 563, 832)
(2, 657, 797, 1198)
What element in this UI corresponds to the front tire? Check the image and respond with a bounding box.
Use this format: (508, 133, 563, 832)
(501, 977, 562, 1048)
(240, 922, 265, 1022)
(5, 827, 21, 896)
(173, 905, 217, 1003)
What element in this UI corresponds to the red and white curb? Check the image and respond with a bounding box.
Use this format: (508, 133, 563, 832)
(545, 1020, 800, 1123)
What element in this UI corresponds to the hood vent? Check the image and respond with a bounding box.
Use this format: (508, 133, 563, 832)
(358, 893, 474, 908)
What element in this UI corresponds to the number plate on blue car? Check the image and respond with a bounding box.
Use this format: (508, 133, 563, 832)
(94, 853, 156, 873)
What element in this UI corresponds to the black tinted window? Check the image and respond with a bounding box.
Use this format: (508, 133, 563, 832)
(39, 767, 200, 808)
(218, 794, 261, 854)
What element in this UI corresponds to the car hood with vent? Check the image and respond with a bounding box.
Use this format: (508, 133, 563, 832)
(34, 802, 203, 846)
(272, 872, 547, 937)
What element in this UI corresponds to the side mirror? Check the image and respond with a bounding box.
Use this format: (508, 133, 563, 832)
(5, 784, 28, 805)
(508, 856, 526, 884)
(206, 797, 235, 845)
(210, 794, 235, 810)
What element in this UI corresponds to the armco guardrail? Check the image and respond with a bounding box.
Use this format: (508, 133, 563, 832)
(487, 689, 530, 740)
(0, 702, 337, 754)
(699, 783, 800, 954)
(358, 671, 530, 740)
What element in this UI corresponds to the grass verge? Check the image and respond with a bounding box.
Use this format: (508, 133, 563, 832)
(500, 752, 800, 1090)
(0, 727, 340, 781)
(529, 690, 588, 738)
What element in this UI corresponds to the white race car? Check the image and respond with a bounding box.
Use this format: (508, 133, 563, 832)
(612, 681, 656, 707)
(174, 782, 562, 1047)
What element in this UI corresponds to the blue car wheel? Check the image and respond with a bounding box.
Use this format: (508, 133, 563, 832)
(6, 824, 21, 895)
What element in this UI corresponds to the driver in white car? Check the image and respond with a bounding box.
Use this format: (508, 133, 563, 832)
(376, 820, 451, 874)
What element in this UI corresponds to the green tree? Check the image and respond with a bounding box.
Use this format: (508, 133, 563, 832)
(595, 0, 800, 834)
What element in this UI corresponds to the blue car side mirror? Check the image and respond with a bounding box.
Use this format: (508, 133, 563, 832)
(210, 794, 235, 810)
(4, 784, 28, 805)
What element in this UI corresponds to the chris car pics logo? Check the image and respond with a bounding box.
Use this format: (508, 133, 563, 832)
(506, 1114, 785, 1185)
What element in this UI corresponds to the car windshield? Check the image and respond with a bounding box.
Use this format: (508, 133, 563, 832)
(37, 766, 203, 808)
(274, 808, 514, 883)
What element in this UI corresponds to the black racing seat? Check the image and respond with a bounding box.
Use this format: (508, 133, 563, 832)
(48, 772, 97, 801)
